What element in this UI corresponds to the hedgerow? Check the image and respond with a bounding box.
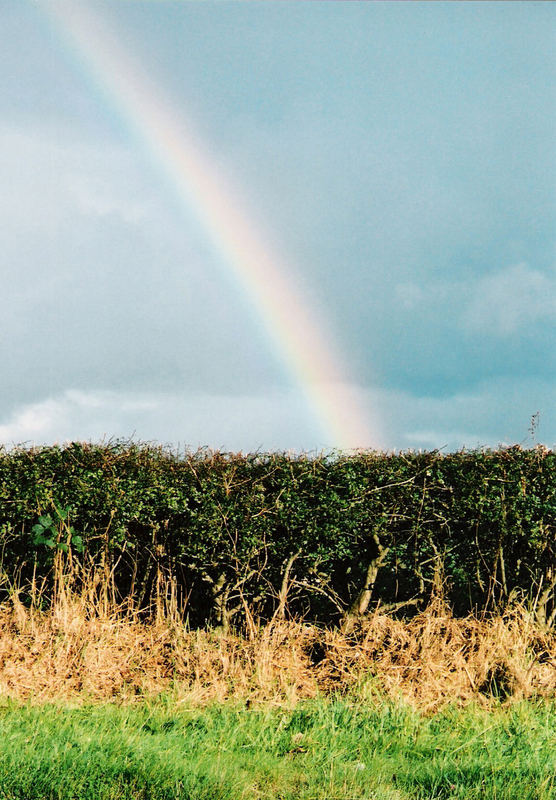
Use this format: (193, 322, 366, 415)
(0, 441, 554, 628)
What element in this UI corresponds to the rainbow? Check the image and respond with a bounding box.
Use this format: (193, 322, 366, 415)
(38, 0, 382, 450)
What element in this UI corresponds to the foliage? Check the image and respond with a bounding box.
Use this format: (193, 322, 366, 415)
(31, 504, 83, 555)
(0, 441, 554, 626)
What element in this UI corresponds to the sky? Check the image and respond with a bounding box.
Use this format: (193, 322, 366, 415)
(1, 0, 555, 454)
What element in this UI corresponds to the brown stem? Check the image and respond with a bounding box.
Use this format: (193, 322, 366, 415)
(274, 550, 301, 621)
(346, 532, 390, 618)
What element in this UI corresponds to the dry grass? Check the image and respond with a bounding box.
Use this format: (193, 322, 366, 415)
(0, 587, 554, 711)
(321, 598, 556, 710)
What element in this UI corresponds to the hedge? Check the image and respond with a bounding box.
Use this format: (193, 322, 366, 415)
(0, 441, 554, 628)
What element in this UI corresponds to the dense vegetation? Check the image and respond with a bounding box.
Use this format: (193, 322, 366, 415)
(0, 698, 554, 800)
(0, 441, 554, 628)
(1, 442, 554, 799)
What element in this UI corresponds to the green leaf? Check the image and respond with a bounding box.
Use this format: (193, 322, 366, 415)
(59, 507, 70, 520)
(39, 515, 53, 528)
(57, 543, 69, 553)
(32, 524, 45, 535)
(44, 539, 56, 549)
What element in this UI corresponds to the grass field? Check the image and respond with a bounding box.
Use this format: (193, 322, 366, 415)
(0, 585, 554, 799)
(0, 696, 554, 799)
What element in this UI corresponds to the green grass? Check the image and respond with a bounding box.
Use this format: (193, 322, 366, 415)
(0, 697, 554, 799)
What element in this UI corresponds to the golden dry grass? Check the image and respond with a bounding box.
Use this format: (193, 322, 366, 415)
(0, 588, 554, 710)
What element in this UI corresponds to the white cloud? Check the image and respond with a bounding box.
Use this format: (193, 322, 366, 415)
(369, 377, 556, 452)
(392, 264, 556, 337)
(0, 391, 157, 446)
(461, 263, 556, 336)
(65, 171, 151, 225)
(0, 388, 322, 453)
(404, 429, 500, 451)
(2, 377, 554, 455)
(393, 282, 426, 310)
(0, 123, 159, 235)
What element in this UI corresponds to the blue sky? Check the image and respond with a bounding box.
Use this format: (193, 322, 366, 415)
(1, 1, 555, 452)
